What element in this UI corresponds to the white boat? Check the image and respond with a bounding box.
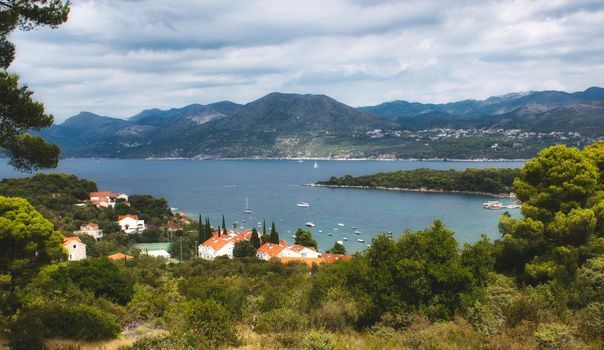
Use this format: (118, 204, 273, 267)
(333, 228, 339, 231)
(483, 201, 504, 210)
(297, 202, 310, 208)
(505, 204, 520, 209)
(351, 226, 357, 230)
(305, 222, 315, 227)
(292, 235, 296, 238)
(244, 197, 253, 214)
(336, 240, 343, 245)
(297, 160, 304, 163)
(358, 239, 364, 243)
(337, 223, 344, 227)
(318, 230, 322, 233)
(387, 231, 393, 235)
(313, 161, 318, 169)
(354, 230, 361, 234)
(343, 237, 348, 241)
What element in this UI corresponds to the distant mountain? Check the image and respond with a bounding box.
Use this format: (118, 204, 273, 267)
(41, 88, 604, 159)
(361, 87, 604, 127)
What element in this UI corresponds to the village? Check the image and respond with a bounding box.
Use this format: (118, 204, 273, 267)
(62, 190, 352, 267)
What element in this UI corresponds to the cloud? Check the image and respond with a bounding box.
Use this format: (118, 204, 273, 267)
(7, 0, 604, 121)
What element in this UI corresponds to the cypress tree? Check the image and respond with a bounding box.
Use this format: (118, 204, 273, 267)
(198, 214, 204, 243)
(222, 215, 227, 235)
(251, 227, 260, 249)
(270, 221, 279, 244)
(262, 219, 267, 237)
(206, 217, 212, 239)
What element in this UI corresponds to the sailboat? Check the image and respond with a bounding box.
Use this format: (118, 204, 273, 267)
(244, 197, 253, 214)
(313, 161, 318, 169)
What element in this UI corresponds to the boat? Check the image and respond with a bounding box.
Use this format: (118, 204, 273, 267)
(292, 235, 296, 238)
(333, 228, 339, 231)
(387, 231, 393, 235)
(354, 230, 361, 234)
(336, 240, 343, 245)
(327, 233, 333, 236)
(297, 160, 304, 163)
(244, 197, 253, 214)
(297, 202, 310, 208)
(357, 239, 364, 243)
(343, 237, 348, 241)
(483, 200, 504, 210)
(305, 222, 315, 227)
(337, 223, 344, 227)
(318, 230, 322, 233)
(505, 204, 520, 209)
(351, 226, 357, 230)
(313, 161, 318, 169)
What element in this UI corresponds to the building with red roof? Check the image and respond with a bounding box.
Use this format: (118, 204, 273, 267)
(63, 236, 86, 261)
(118, 214, 146, 234)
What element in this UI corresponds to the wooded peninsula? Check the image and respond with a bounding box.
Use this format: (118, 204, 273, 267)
(316, 167, 521, 196)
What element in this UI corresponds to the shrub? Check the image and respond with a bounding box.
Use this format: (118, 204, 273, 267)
(577, 302, 604, 341)
(171, 299, 237, 347)
(533, 322, 573, 349)
(302, 330, 337, 350)
(128, 334, 203, 350)
(255, 307, 309, 334)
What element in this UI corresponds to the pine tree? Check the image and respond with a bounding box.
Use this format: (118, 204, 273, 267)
(251, 227, 260, 249)
(270, 222, 279, 244)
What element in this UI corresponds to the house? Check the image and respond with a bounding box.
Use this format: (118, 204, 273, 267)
(75, 223, 103, 241)
(133, 243, 171, 259)
(322, 254, 353, 264)
(107, 252, 133, 261)
(279, 257, 325, 267)
(256, 242, 286, 261)
(118, 214, 146, 234)
(198, 229, 254, 260)
(63, 236, 86, 261)
(280, 244, 320, 258)
(89, 191, 128, 208)
(166, 220, 182, 232)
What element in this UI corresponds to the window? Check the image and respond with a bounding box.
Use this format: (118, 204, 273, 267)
(73, 244, 77, 249)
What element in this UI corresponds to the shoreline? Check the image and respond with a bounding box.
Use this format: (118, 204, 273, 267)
(306, 183, 517, 198)
(52, 157, 528, 162)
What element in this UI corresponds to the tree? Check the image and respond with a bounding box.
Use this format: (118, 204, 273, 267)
(0, 196, 65, 287)
(269, 221, 279, 244)
(233, 240, 257, 258)
(251, 227, 260, 249)
(294, 228, 317, 249)
(0, 0, 70, 171)
(326, 241, 346, 255)
(222, 215, 227, 235)
(495, 143, 604, 284)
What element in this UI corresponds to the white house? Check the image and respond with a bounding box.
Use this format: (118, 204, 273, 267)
(63, 236, 86, 261)
(90, 191, 128, 208)
(133, 243, 171, 260)
(75, 223, 103, 241)
(256, 242, 286, 261)
(280, 244, 320, 258)
(118, 214, 145, 234)
(198, 229, 255, 260)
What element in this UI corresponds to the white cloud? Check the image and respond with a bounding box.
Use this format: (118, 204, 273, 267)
(7, 0, 604, 121)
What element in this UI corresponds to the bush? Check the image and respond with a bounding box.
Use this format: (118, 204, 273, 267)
(128, 334, 203, 350)
(255, 307, 309, 334)
(302, 330, 337, 350)
(533, 322, 573, 349)
(577, 302, 604, 341)
(171, 299, 237, 347)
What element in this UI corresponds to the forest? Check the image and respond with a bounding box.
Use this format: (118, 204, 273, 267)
(317, 167, 520, 195)
(0, 142, 602, 349)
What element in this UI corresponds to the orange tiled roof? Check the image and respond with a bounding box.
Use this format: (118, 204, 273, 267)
(118, 214, 138, 221)
(90, 191, 115, 198)
(279, 257, 325, 267)
(82, 223, 98, 229)
(288, 244, 316, 252)
(63, 236, 81, 244)
(322, 254, 353, 264)
(201, 236, 234, 252)
(107, 252, 133, 261)
(257, 242, 285, 258)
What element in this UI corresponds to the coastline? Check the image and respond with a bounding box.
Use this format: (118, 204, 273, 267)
(306, 183, 517, 198)
(53, 156, 528, 162)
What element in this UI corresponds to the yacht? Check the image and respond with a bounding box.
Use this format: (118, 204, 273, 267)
(313, 161, 319, 169)
(297, 202, 310, 208)
(354, 230, 361, 235)
(337, 223, 344, 227)
(305, 222, 315, 227)
(244, 197, 252, 214)
(327, 233, 333, 236)
(343, 237, 348, 241)
(483, 201, 504, 210)
(357, 239, 364, 243)
(336, 240, 343, 245)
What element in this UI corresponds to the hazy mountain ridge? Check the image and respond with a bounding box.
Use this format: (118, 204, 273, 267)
(41, 88, 604, 159)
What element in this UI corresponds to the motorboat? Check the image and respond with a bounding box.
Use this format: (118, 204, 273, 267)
(297, 202, 310, 208)
(305, 222, 315, 227)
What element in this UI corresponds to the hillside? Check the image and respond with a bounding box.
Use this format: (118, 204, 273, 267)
(40, 88, 604, 159)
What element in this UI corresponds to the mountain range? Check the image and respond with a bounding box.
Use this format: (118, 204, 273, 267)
(42, 87, 604, 159)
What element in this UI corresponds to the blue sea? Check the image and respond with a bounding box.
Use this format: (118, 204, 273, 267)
(0, 159, 524, 252)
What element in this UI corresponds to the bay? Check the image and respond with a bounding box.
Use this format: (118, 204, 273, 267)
(0, 159, 524, 252)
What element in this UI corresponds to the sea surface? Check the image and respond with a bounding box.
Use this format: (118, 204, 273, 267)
(0, 159, 524, 252)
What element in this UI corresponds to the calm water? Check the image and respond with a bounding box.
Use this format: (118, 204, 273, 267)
(0, 159, 524, 252)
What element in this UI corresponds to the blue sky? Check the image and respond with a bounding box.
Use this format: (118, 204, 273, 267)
(8, 0, 604, 122)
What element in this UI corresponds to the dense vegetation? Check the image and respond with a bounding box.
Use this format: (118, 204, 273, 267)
(0, 142, 603, 349)
(319, 167, 520, 195)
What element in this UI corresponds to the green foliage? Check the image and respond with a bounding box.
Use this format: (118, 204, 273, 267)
(0, 1, 70, 171)
(295, 228, 318, 249)
(255, 307, 309, 334)
(128, 334, 202, 350)
(233, 240, 257, 258)
(8, 302, 120, 350)
(302, 330, 337, 350)
(320, 167, 520, 195)
(269, 221, 279, 244)
(44, 258, 134, 305)
(0, 196, 65, 287)
(128, 194, 173, 226)
(533, 322, 573, 349)
(171, 299, 237, 347)
(326, 241, 346, 255)
(495, 143, 604, 284)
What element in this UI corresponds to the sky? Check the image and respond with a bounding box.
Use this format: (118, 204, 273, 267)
(8, 0, 604, 122)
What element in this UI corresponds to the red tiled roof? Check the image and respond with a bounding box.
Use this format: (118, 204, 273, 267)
(257, 243, 285, 258)
(81, 223, 98, 229)
(288, 244, 316, 252)
(322, 254, 353, 264)
(279, 257, 325, 267)
(201, 236, 234, 252)
(118, 214, 138, 221)
(63, 236, 81, 244)
(90, 191, 115, 198)
(107, 252, 133, 261)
